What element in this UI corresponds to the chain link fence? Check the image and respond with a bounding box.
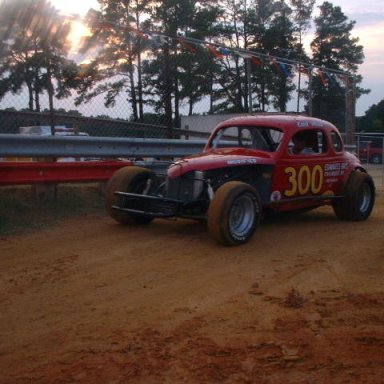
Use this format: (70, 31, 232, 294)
(356, 135, 384, 188)
(0, 26, 383, 186)
(0, 23, 358, 138)
(0, 37, 260, 138)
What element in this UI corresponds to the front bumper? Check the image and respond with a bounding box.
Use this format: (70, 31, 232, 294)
(112, 192, 183, 218)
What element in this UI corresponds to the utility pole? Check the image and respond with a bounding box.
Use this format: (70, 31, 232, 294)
(308, 68, 313, 116)
(247, 57, 253, 113)
(345, 77, 356, 146)
(47, 57, 55, 136)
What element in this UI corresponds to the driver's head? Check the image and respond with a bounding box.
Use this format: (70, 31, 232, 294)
(293, 132, 307, 144)
(291, 132, 308, 154)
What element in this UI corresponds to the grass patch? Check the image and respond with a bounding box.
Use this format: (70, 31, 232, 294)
(0, 184, 105, 236)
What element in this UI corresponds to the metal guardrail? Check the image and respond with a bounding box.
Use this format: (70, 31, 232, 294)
(0, 161, 134, 186)
(0, 134, 206, 158)
(0, 135, 383, 188)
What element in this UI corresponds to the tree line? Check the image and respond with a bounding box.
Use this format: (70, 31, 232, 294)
(0, 0, 377, 134)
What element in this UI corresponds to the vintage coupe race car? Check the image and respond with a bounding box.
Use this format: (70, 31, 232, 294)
(105, 114, 375, 245)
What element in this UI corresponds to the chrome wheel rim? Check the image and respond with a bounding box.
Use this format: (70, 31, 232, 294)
(229, 194, 256, 238)
(359, 183, 372, 213)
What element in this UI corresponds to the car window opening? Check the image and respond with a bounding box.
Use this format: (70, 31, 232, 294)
(289, 130, 328, 155)
(211, 126, 284, 152)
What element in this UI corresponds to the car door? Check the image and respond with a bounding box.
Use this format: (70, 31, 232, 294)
(271, 129, 333, 211)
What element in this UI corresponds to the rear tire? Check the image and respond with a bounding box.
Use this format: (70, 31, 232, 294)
(105, 166, 157, 225)
(208, 181, 261, 246)
(333, 171, 375, 221)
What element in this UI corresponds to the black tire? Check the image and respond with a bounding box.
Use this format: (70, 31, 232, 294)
(333, 171, 375, 221)
(105, 166, 157, 225)
(208, 181, 261, 246)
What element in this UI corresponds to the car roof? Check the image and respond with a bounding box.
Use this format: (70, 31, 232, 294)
(214, 114, 338, 135)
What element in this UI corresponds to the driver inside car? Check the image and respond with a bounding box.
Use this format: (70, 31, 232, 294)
(290, 132, 315, 154)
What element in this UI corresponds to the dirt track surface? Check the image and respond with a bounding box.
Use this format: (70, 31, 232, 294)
(1, 192, 384, 383)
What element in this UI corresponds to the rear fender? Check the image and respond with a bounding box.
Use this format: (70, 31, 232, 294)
(339, 166, 367, 195)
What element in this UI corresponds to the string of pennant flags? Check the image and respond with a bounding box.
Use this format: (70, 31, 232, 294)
(70, 10, 354, 89)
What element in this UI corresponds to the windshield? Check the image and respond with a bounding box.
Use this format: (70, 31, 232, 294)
(210, 126, 284, 152)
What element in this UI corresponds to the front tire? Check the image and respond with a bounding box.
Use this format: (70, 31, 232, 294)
(105, 166, 157, 225)
(333, 171, 375, 221)
(208, 181, 261, 246)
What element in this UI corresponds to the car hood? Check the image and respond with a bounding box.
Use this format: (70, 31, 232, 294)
(167, 148, 274, 178)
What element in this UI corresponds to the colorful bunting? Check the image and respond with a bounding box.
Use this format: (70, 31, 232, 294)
(270, 58, 280, 72)
(270, 59, 292, 77)
(218, 47, 232, 56)
(177, 38, 197, 53)
(84, 15, 354, 90)
(237, 52, 250, 58)
(251, 57, 263, 66)
(317, 69, 329, 87)
(279, 62, 292, 77)
(325, 71, 338, 86)
(338, 74, 352, 86)
(237, 52, 264, 66)
(206, 45, 224, 59)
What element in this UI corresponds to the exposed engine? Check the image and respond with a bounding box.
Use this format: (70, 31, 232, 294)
(166, 171, 205, 202)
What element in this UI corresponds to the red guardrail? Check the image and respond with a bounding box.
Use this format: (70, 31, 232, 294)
(0, 161, 133, 186)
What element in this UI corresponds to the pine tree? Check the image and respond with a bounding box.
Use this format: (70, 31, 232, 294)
(247, 0, 279, 111)
(144, 0, 220, 133)
(0, 0, 76, 115)
(357, 99, 384, 133)
(289, 0, 315, 111)
(265, 1, 297, 112)
(310, 1, 368, 127)
(212, 0, 252, 113)
(77, 0, 151, 121)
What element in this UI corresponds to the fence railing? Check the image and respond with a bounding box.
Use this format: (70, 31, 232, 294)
(0, 133, 383, 187)
(0, 134, 206, 159)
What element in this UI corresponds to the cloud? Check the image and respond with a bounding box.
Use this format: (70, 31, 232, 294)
(348, 11, 384, 27)
(328, 0, 383, 14)
(353, 21, 384, 54)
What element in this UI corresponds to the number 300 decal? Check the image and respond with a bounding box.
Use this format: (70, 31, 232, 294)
(284, 165, 324, 197)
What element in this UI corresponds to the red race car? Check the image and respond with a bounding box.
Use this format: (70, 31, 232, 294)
(106, 114, 375, 245)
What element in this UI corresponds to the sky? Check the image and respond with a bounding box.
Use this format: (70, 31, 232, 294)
(50, 0, 384, 117)
(311, 0, 384, 116)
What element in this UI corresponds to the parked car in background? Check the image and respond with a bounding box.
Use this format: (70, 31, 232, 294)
(358, 139, 383, 164)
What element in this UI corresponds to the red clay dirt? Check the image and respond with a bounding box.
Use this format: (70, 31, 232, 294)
(0, 192, 384, 383)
